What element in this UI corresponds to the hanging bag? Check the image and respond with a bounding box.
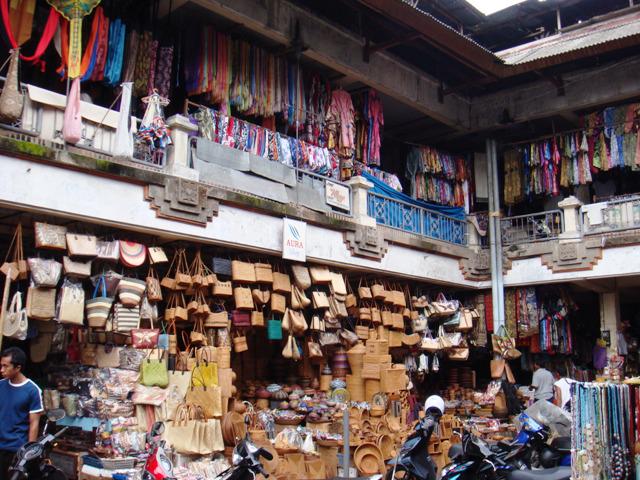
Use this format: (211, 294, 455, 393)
(231, 260, 256, 283)
(113, 303, 140, 333)
(140, 350, 169, 387)
(26, 285, 56, 320)
(131, 317, 159, 349)
(58, 279, 85, 326)
(358, 279, 372, 300)
(117, 277, 146, 307)
(85, 276, 113, 328)
(254, 262, 273, 284)
(62, 256, 92, 279)
(119, 241, 147, 268)
(34, 222, 67, 250)
(0, 48, 24, 123)
(28, 258, 62, 288)
(96, 240, 120, 262)
(3, 291, 28, 340)
(291, 264, 311, 290)
(146, 268, 163, 302)
(233, 286, 254, 310)
(66, 233, 97, 259)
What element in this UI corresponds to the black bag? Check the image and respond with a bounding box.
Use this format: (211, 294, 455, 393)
(212, 257, 232, 277)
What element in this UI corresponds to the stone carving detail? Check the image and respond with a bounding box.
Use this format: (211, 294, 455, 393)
(459, 249, 492, 281)
(558, 242, 578, 261)
(540, 240, 602, 272)
(145, 177, 219, 226)
(344, 225, 389, 260)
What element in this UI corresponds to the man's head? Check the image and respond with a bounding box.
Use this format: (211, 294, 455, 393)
(533, 359, 544, 371)
(1, 347, 26, 381)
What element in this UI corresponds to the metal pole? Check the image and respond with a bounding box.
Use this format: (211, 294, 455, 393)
(342, 407, 350, 478)
(486, 139, 505, 331)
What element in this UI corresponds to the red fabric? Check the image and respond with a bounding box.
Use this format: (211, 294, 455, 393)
(0, 0, 59, 67)
(484, 293, 493, 333)
(90, 12, 109, 81)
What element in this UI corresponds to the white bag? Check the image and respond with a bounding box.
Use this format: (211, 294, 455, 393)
(4, 291, 28, 340)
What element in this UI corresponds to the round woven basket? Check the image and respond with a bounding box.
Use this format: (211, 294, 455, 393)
(354, 443, 384, 475)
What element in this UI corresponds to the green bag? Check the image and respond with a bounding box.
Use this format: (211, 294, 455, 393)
(140, 351, 169, 387)
(442, 311, 461, 328)
(267, 319, 282, 340)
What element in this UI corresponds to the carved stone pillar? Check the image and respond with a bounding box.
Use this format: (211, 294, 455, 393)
(346, 176, 376, 228)
(166, 115, 199, 181)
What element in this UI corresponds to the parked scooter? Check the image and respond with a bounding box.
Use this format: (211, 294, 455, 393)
(215, 416, 274, 480)
(385, 395, 444, 480)
(8, 409, 69, 480)
(505, 412, 571, 468)
(441, 430, 571, 480)
(143, 422, 176, 480)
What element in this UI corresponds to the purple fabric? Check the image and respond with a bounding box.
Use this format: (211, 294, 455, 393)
(593, 345, 608, 369)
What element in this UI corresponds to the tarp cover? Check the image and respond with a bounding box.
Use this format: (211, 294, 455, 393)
(362, 172, 465, 220)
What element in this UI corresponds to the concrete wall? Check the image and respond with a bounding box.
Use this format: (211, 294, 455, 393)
(503, 245, 640, 287)
(0, 154, 481, 288)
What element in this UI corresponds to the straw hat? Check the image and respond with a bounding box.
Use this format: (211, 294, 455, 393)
(355, 443, 384, 475)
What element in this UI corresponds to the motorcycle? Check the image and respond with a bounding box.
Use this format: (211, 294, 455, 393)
(215, 416, 273, 480)
(143, 422, 176, 480)
(441, 430, 571, 480)
(9, 409, 69, 480)
(507, 412, 571, 468)
(385, 395, 445, 480)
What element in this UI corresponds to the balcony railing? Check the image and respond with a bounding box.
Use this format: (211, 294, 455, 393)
(500, 210, 563, 245)
(581, 195, 640, 234)
(367, 191, 467, 245)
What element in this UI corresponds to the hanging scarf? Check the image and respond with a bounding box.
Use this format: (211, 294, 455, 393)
(103, 18, 125, 85)
(0, 0, 59, 69)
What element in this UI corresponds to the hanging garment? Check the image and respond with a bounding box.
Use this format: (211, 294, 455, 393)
(121, 30, 139, 83)
(113, 82, 134, 157)
(103, 18, 125, 86)
(62, 77, 82, 143)
(89, 10, 109, 81)
(47, 0, 100, 78)
(154, 45, 173, 98)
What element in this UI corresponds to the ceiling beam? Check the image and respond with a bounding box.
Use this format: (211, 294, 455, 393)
(469, 55, 640, 132)
(191, 0, 471, 130)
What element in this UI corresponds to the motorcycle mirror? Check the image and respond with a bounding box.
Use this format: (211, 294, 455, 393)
(151, 422, 165, 436)
(46, 409, 66, 422)
(244, 415, 251, 426)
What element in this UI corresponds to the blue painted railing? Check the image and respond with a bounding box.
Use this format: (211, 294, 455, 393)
(367, 191, 467, 245)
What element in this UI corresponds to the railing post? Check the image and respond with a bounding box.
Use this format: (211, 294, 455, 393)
(347, 176, 376, 228)
(166, 114, 199, 180)
(558, 195, 583, 241)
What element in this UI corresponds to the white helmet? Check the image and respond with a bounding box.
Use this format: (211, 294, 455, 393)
(424, 395, 445, 415)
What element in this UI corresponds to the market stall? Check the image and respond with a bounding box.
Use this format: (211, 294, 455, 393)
(0, 216, 507, 479)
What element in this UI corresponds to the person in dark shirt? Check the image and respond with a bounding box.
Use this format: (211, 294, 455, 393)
(0, 347, 43, 477)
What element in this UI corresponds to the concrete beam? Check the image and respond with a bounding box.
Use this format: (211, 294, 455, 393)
(470, 55, 640, 132)
(193, 0, 471, 130)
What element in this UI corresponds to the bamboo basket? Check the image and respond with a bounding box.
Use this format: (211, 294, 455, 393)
(217, 346, 232, 369)
(362, 363, 381, 380)
(365, 379, 381, 402)
(346, 374, 365, 402)
(347, 343, 366, 376)
(380, 365, 408, 393)
(366, 340, 389, 355)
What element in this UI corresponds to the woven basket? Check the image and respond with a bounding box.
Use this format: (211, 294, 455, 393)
(347, 343, 366, 376)
(380, 365, 408, 393)
(217, 346, 231, 369)
(365, 379, 381, 402)
(388, 330, 402, 348)
(346, 374, 365, 402)
(362, 363, 381, 380)
(366, 340, 389, 355)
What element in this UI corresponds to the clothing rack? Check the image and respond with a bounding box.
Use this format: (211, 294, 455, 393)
(503, 117, 638, 148)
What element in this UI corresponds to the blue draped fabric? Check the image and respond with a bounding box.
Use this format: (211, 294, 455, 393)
(362, 172, 465, 220)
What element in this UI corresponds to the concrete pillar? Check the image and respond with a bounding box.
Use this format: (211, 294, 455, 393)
(558, 195, 583, 241)
(600, 292, 621, 355)
(347, 176, 376, 228)
(166, 114, 199, 180)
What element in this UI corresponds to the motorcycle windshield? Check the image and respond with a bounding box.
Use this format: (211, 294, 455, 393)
(520, 401, 572, 438)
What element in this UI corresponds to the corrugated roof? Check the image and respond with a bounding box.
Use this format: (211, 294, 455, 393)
(497, 8, 640, 65)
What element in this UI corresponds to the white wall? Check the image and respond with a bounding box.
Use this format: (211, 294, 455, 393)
(503, 246, 640, 286)
(0, 155, 481, 287)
